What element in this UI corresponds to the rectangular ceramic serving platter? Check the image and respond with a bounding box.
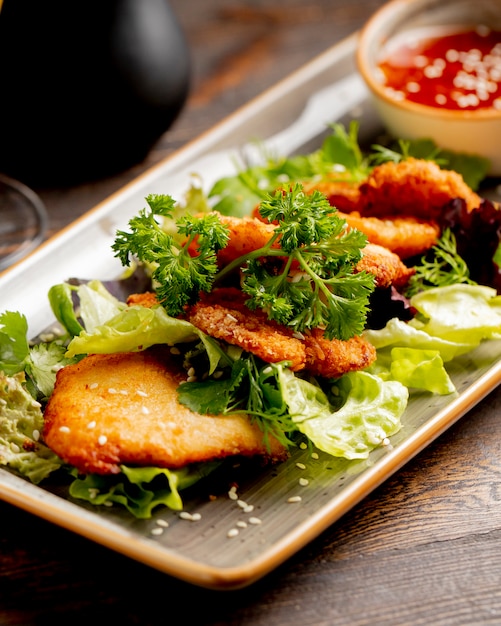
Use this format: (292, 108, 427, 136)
(2, 32, 501, 590)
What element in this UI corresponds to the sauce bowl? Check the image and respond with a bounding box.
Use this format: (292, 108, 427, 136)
(356, 0, 501, 175)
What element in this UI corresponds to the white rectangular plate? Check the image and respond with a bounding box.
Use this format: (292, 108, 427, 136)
(1, 33, 501, 590)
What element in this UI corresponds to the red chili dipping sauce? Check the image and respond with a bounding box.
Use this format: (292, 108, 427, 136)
(377, 26, 501, 111)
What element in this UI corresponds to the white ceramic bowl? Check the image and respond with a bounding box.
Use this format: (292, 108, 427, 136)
(357, 0, 501, 175)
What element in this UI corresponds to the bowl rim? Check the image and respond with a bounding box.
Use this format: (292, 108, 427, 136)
(356, 0, 501, 121)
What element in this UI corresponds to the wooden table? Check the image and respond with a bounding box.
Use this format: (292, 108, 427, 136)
(2, 1, 501, 623)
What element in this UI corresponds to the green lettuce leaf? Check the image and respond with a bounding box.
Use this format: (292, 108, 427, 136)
(0, 372, 62, 483)
(69, 462, 221, 518)
(410, 284, 501, 343)
(363, 317, 475, 362)
(277, 367, 408, 459)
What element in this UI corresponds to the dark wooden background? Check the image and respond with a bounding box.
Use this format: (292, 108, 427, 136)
(2, 1, 501, 624)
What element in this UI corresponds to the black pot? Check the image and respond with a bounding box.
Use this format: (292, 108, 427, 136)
(0, 0, 191, 186)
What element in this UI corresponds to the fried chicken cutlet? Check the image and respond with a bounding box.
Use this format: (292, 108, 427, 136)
(43, 347, 288, 475)
(304, 158, 481, 219)
(214, 212, 413, 288)
(186, 287, 377, 379)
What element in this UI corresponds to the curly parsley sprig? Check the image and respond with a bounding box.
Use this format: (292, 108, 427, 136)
(236, 184, 374, 340)
(113, 194, 230, 315)
(113, 185, 375, 340)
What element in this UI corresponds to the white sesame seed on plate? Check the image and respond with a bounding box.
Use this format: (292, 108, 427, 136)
(299, 478, 309, 487)
(296, 462, 306, 470)
(227, 528, 239, 538)
(156, 519, 169, 528)
(150, 527, 164, 536)
(248, 517, 262, 525)
(287, 496, 302, 503)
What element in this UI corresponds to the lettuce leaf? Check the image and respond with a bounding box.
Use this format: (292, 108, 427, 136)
(0, 372, 62, 483)
(277, 367, 408, 459)
(69, 462, 221, 518)
(410, 284, 501, 343)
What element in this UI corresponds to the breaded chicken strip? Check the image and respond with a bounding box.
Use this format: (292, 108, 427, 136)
(339, 211, 440, 259)
(356, 243, 414, 289)
(215, 213, 277, 268)
(186, 288, 377, 378)
(301, 178, 361, 213)
(302, 158, 481, 218)
(43, 347, 288, 475)
(186, 288, 307, 371)
(216, 211, 412, 288)
(358, 158, 482, 218)
(303, 328, 376, 379)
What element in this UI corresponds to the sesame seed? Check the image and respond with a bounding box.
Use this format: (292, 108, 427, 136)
(156, 519, 169, 528)
(59, 426, 70, 434)
(32, 429, 40, 441)
(98, 435, 107, 446)
(248, 517, 262, 525)
(225, 313, 238, 323)
(87, 421, 96, 429)
(213, 370, 223, 379)
(141, 406, 150, 415)
(88, 488, 99, 499)
(227, 528, 239, 538)
(179, 511, 201, 521)
(89, 382, 98, 390)
(170, 346, 181, 355)
(136, 390, 148, 397)
(243, 505, 254, 513)
(150, 527, 164, 536)
(187, 376, 197, 383)
(187, 367, 196, 377)
(228, 486, 238, 500)
(299, 442, 307, 450)
(236, 521, 248, 528)
(287, 496, 302, 503)
(237, 499, 248, 509)
(296, 462, 306, 470)
(107, 387, 117, 394)
(10, 442, 20, 453)
(311, 452, 319, 460)
(299, 478, 309, 487)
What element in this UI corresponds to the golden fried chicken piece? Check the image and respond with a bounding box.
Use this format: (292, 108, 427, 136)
(217, 211, 413, 289)
(301, 178, 361, 213)
(339, 211, 440, 259)
(357, 158, 482, 218)
(356, 243, 414, 289)
(43, 347, 288, 475)
(127, 292, 159, 308)
(215, 213, 277, 267)
(186, 288, 307, 371)
(303, 328, 376, 379)
(186, 287, 377, 378)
